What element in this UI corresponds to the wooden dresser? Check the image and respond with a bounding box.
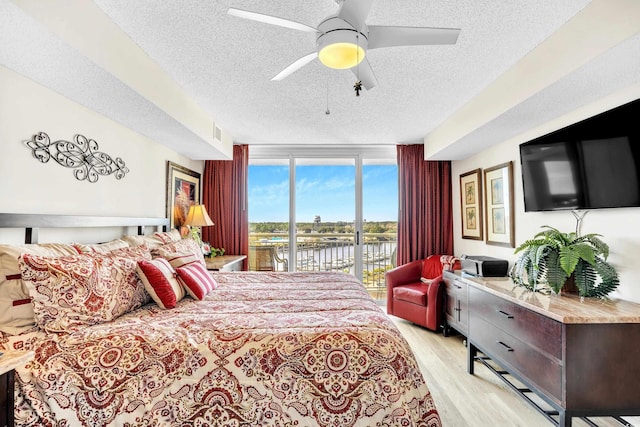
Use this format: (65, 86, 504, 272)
(447, 271, 640, 427)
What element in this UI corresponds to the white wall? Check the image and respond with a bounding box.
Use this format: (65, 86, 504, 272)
(0, 66, 202, 244)
(452, 83, 640, 303)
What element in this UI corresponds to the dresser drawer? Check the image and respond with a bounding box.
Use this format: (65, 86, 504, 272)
(469, 286, 562, 360)
(443, 272, 469, 335)
(470, 315, 562, 402)
(444, 279, 466, 306)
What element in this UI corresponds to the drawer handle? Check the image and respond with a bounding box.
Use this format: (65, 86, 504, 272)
(454, 284, 462, 289)
(497, 341, 514, 352)
(497, 310, 514, 319)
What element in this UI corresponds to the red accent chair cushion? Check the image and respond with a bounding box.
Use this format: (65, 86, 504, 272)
(393, 284, 429, 306)
(386, 255, 460, 332)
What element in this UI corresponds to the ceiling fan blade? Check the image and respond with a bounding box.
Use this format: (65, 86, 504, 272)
(350, 57, 377, 90)
(272, 52, 318, 81)
(228, 7, 318, 33)
(337, 0, 373, 32)
(367, 25, 461, 49)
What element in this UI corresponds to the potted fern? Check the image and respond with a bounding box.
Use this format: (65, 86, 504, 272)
(510, 226, 619, 297)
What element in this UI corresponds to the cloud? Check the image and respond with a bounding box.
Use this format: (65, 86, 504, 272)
(249, 179, 288, 207)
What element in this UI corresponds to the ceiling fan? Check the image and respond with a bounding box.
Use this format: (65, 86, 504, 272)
(228, 0, 460, 91)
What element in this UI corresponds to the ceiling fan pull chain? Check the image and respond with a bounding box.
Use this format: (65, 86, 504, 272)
(354, 34, 362, 97)
(356, 34, 360, 81)
(326, 72, 331, 115)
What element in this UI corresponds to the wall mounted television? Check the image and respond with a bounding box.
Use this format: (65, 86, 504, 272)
(519, 98, 640, 212)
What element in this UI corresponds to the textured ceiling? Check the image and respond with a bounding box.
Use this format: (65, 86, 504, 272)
(92, 0, 591, 146)
(3, 0, 640, 160)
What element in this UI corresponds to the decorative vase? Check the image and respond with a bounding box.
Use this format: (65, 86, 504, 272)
(561, 273, 579, 295)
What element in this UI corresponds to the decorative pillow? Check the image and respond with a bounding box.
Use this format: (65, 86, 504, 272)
(175, 263, 217, 301)
(121, 235, 147, 247)
(421, 255, 461, 282)
(153, 229, 182, 244)
(136, 258, 185, 309)
(106, 244, 152, 262)
(18, 252, 149, 333)
(73, 239, 130, 254)
(122, 229, 182, 248)
(440, 255, 460, 272)
(0, 243, 79, 335)
(152, 238, 206, 269)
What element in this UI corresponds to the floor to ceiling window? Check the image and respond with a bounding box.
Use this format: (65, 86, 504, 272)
(247, 158, 290, 272)
(247, 147, 397, 301)
(362, 161, 398, 299)
(294, 158, 359, 279)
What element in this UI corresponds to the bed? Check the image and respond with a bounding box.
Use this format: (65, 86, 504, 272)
(0, 214, 441, 427)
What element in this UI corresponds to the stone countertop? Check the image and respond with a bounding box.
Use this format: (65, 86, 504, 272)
(451, 271, 640, 324)
(0, 350, 34, 376)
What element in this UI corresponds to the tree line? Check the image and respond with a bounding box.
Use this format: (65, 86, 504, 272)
(251, 221, 397, 234)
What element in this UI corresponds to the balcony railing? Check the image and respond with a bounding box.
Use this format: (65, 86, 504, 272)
(249, 232, 396, 300)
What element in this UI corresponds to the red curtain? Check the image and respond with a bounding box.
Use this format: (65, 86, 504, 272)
(201, 145, 249, 270)
(396, 144, 453, 266)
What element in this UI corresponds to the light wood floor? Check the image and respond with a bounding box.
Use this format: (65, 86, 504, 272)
(392, 316, 640, 427)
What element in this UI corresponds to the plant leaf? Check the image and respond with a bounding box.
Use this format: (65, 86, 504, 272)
(577, 233, 609, 259)
(574, 261, 597, 297)
(558, 246, 580, 275)
(543, 250, 567, 293)
(589, 258, 620, 298)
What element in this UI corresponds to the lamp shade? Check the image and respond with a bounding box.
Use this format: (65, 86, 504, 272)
(184, 204, 214, 227)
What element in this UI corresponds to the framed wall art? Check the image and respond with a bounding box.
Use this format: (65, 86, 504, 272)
(166, 161, 200, 232)
(460, 168, 483, 240)
(484, 162, 514, 247)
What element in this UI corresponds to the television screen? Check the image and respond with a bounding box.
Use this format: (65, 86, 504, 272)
(520, 98, 640, 211)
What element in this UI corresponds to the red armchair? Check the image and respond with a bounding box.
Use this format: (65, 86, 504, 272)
(386, 255, 460, 332)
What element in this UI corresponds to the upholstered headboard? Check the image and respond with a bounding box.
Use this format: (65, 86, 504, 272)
(0, 213, 169, 244)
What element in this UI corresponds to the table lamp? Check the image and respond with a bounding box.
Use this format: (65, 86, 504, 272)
(183, 204, 214, 249)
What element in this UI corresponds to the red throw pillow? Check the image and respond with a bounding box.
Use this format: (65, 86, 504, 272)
(421, 255, 442, 281)
(175, 263, 218, 301)
(136, 258, 185, 309)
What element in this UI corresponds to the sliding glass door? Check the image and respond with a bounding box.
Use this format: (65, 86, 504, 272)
(294, 158, 357, 275)
(247, 159, 290, 272)
(248, 149, 397, 301)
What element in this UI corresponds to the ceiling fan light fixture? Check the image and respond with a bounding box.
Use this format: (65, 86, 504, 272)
(318, 42, 365, 69)
(316, 18, 368, 70)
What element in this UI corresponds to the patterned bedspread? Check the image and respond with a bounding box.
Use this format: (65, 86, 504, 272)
(3, 272, 441, 427)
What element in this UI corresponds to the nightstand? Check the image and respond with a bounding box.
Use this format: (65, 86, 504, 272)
(204, 255, 247, 271)
(0, 350, 34, 427)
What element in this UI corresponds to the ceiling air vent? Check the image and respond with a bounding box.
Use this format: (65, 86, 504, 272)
(214, 124, 222, 143)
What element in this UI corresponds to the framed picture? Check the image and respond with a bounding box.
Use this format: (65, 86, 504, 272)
(166, 161, 201, 232)
(484, 162, 514, 247)
(460, 168, 483, 240)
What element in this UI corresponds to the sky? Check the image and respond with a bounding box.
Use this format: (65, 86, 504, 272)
(248, 164, 398, 223)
